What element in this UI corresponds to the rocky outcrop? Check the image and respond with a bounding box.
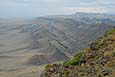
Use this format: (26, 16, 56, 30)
(42, 29, 115, 77)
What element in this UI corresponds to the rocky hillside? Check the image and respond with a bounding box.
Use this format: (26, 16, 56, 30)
(41, 28, 115, 77)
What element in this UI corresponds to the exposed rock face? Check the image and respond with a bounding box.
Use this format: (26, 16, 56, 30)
(42, 29, 115, 77)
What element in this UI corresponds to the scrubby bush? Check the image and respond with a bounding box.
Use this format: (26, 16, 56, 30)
(106, 28, 115, 35)
(63, 52, 85, 66)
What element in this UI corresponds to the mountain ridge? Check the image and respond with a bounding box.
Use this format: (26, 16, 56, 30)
(41, 28, 115, 77)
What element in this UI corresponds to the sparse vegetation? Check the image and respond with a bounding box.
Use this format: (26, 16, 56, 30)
(63, 52, 85, 66)
(42, 29, 115, 77)
(106, 28, 115, 35)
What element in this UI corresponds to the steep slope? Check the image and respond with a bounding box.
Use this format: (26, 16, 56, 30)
(42, 28, 115, 77)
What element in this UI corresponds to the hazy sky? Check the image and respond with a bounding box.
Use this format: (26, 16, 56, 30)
(0, 0, 114, 18)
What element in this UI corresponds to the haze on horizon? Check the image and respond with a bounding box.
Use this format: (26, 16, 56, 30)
(0, 0, 115, 18)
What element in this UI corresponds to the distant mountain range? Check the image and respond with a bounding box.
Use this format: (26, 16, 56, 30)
(0, 13, 115, 70)
(27, 13, 115, 65)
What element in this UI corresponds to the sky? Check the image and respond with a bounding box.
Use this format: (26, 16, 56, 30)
(0, 0, 115, 18)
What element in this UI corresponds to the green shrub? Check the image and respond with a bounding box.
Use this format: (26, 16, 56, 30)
(106, 28, 115, 35)
(63, 52, 85, 66)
